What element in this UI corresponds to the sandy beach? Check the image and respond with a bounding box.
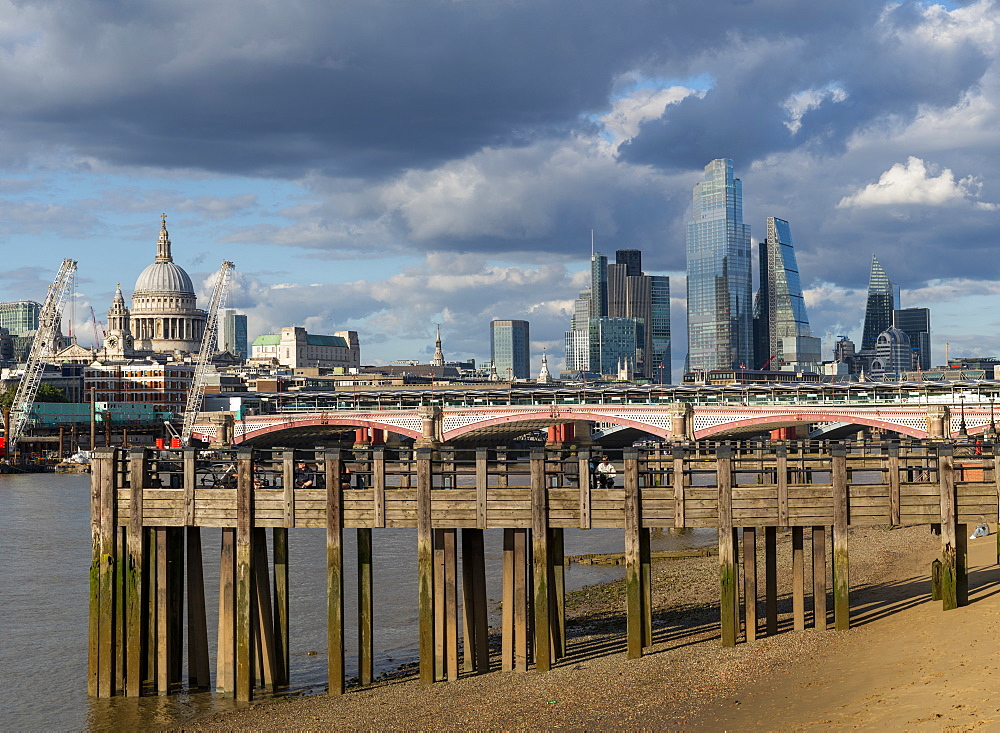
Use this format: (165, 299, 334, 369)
(186, 525, 999, 731)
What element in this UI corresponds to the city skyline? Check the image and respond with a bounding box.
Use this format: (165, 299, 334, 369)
(2, 1, 999, 373)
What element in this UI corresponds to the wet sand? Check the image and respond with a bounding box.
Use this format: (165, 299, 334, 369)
(185, 525, 999, 731)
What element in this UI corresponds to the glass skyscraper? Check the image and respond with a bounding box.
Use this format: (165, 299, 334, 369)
(491, 319, 530, 380)
(0, 301, 41, 336)
(758, 217, 819, 368)
(649, 275, 671, 383)
(893, 307, 931, 370)
(685, 159, 752, 371)
(221, 309, 248, 359)
(861, 255, 896, 352)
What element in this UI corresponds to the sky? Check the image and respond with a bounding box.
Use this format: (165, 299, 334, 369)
(1, 0, 998, 378)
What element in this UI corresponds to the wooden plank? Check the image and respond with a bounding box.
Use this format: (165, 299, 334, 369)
(326, 451, 345, 695)
(717, 446, 737, 648)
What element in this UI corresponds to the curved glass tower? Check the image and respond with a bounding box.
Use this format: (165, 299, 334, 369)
(685, 159, 752, 371)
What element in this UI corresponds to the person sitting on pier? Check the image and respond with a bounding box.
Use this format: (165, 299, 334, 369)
(293, 461, 314, 488)
(596, 455, 616, 488)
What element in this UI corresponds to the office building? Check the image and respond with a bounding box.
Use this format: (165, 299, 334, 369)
(588, 317, 640, 377)
(755, 217, 821, 370)
(871, 326, 911, 375)
(0, 301, 41, 336)
(685, 158, 752, 371)
(491, 320, 530, 380)
(649, 275, 672, 383)
(251, 327, 360, 370)
(861, 255, 897, 352)
(893, 307, 931, 370)
(589, 252, 608, 318)
(222, 310, 249, 360)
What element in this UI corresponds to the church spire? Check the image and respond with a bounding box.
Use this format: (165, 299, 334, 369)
(432, 323, 445, 367)
(156, 213, 173, 263)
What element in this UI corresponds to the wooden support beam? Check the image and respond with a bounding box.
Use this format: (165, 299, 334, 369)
(476, 448, 488, 529)
(235, 449, 254, 701)
(125, 448, 147, 697)
(272, 527, 289, 688)
(531, 451, 551, 671)
(326, 450, 345, 695)
(416, 448, 435, 684)
(812, 526, 827, 631)
(579, 449, 592, 529)
(832, 445, 850, 630)
(765, 526, 777, 636)
(98, 449, 118, 697)
(281, 450, 295, 529)
(357, 527, 374, 686)
(444, 529, 459, 681)
(501, 528, 514, 671)
(461, 528, 489, 674)
(433, 529, 445, 681)
(167, 527, 184, 688)
(624, 448, 643, 658)
(939, 444, 959, 610)
(252, 528, 277, 690)
(792, 527, 805, 632)
(887, 443, 901, 526)
(672, 445, 685, 529)
(640, 527, 652, 650)
(514, 528, 529, 672)
(373, 447, 386, 528)
(551, 528, 567, 659)
(156, 528, 170, 695)
(216, 528, 235, 695)
(717, 446, 738, 647)
(957, 525, 969, 607)
(186, 527, 211, 690)
(88, 452, 104, 697)
(777, 445, 789, 526)
(744, 527, 757, 642)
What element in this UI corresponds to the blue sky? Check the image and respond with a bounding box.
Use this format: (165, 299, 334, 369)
(2, 0, 999, 377)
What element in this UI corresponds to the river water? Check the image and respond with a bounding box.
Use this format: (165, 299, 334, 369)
(0, 472, 714, 730)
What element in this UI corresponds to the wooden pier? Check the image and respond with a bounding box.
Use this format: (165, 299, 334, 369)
(88, 441, 1000, 699)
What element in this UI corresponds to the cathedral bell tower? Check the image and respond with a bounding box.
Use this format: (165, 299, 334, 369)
(103, 283, 134, 359)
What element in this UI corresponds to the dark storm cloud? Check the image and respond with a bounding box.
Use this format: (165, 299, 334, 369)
(0, 0, 900, 178)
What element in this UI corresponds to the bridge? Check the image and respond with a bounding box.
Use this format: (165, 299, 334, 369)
(192, 381, 1000, 446)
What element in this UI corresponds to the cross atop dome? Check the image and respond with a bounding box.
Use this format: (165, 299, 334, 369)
(156, 213, 173, 263)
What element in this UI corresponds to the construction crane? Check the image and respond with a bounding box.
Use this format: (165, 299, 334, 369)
(89, 305, 103, 348)
(180, 261, 235, 446)
(4, 258, 78, 454)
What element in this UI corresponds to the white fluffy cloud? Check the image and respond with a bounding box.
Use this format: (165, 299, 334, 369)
(837, 156, 997, 209)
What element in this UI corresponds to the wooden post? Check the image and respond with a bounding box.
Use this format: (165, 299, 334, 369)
(357, 527, 374, 685)
(326, 450, 345, 695)
(186, 528, 211, 690)
(994, 452, 1000, 566)
(957, 526, 969, 607)
(717, 445, 738, 647)
(125, 448, 147, 696)
(373, 447, 386, 528)
(416, 448, 435, 684)
(578, 449, 592, 529)
(252, 528, 277, 690)
(931, 557, 942, 600)
(217, 528, 236, 695)
(155, 529, 170, 694)
(461, 528, 489, 674)
(551, 527, 567, 659)
(88, 451, 104, 697)
(672, 445, 685, 528)
(624, 448, 643, 658)
(764, 526, 778, 635)
(792, 527, 805, 632)
(235, 448, 254, 701)
(812, 526, 827, 631)
(832, 444, 850, 630)
(939, 444, 959, 610)
(777, 445, 789, 526)
(744, 527, 758, 642)
(443, 529, 459, 681)
(531, 451, 551, 671)
(501, 528, 515, 671)
(887, 443, 901, 526)
(476, 448, 488, 529)
(272, 527, 289, 687)
(98, 448, 118, 696)
(433, 529, 445, 681)
(282, 450, 295, 529)
(513, 528, 528, 672)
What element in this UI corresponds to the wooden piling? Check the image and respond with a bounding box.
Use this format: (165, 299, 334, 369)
(444, 529, 459, 681)
(551, 527, 567, 659)
(326, 450, 345, 695)
(358, 527, 374, 685)
(812, 526, 827, 631)
(125, 448, 147, 696)
(792, 527, 805, 632)
(501, 528, 515, 671)
(235, 449, 254, 701)
(624, 448, 643, 658)
(272, 527, 289, 688)
(252, 528, 277, 690)
(217, 528, 236, 694)
(513, 528, 529, 672)
(531, 451, 551, 671)
(764, 526, 777, 635)
(939, 445, 959, 610)
(832, 445, 850, 630)
(416, 448, 435, 684)
(461, 528, 489, 674)
(186, 528, 211, 690)
(744, 527, 758, 642)
(717, 446, 738, 647)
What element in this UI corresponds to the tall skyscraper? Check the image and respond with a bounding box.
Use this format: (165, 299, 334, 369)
(491, 319, 530, 380)
(588, 317, 639, 376)
(861, 255, 896, 352)
(893, 307, 931, 370)
(685, 158, 752, 371)
(589, 252, 608, 318)
(221, 309, 248, 359)
(649, 275, 672, 383)
(756, 217, 820, 369)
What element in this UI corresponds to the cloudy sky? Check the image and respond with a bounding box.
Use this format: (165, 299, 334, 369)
(2, 0, 998, 377)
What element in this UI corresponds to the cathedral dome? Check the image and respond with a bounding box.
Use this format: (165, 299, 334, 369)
(132, 216, 195, 295)
(134, 261, 194, 295)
